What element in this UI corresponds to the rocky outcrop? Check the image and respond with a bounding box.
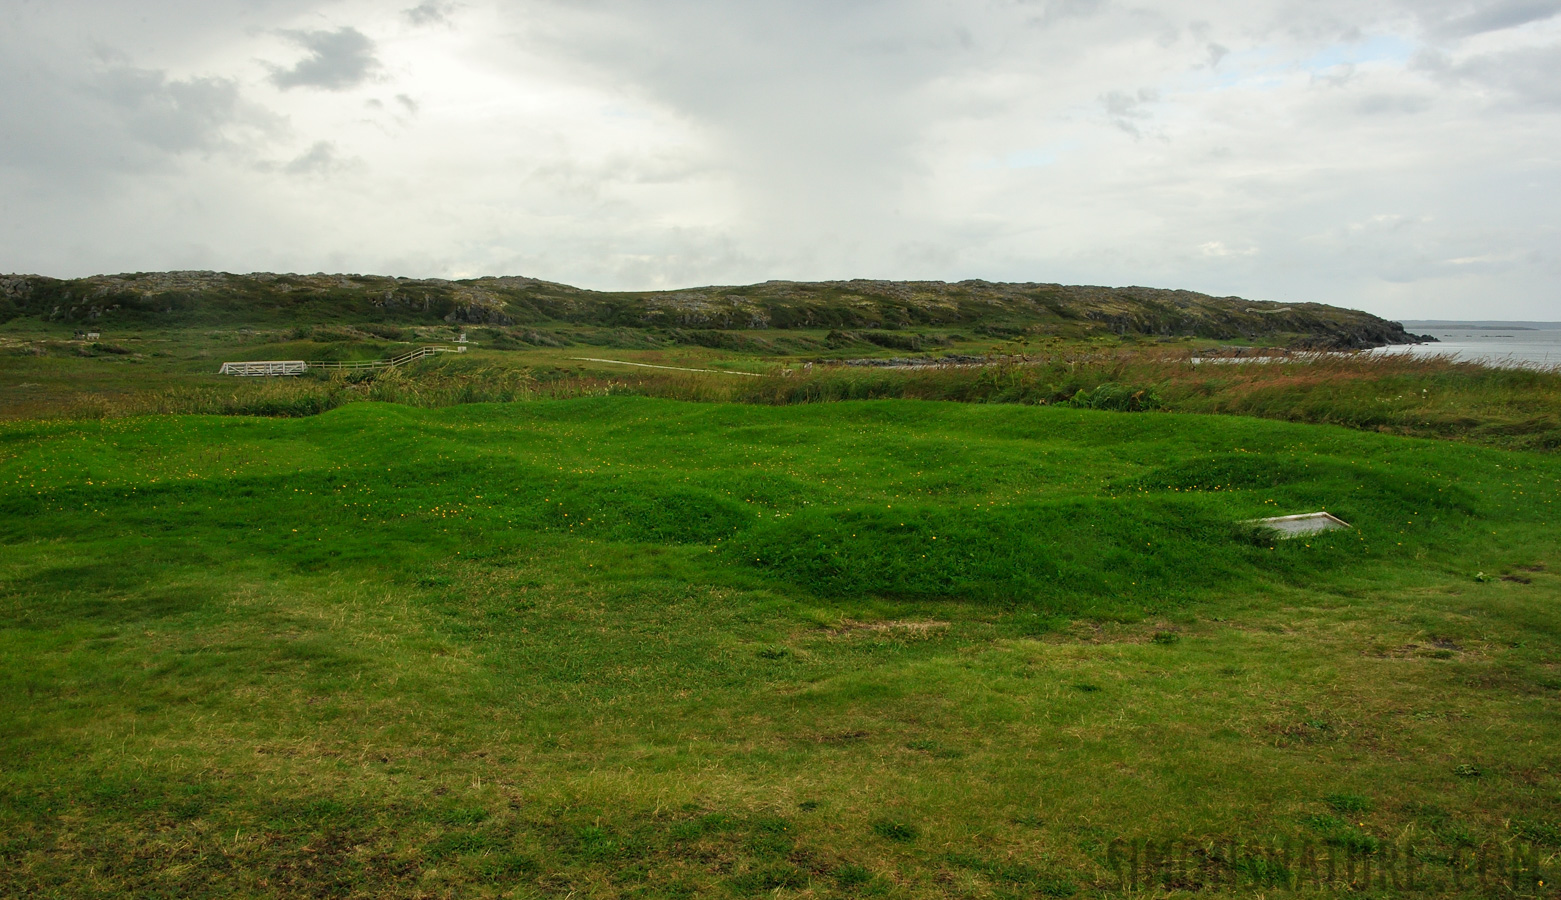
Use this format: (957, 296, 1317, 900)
(443, 289, 515, 326)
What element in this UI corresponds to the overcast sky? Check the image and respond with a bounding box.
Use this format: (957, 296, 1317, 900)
(1, 0, 1557, 318)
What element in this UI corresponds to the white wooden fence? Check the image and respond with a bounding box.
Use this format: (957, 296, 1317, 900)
(218, 346, 464, 377)
(218, 360, 308, 376)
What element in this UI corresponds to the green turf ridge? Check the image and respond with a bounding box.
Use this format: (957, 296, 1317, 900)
(2, 398, 1558, 897)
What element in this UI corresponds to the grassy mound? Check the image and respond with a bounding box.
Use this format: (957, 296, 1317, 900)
(0, 399, 1516, 616)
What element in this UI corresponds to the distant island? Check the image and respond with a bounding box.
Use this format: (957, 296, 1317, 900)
(0, 271, 1432, 350)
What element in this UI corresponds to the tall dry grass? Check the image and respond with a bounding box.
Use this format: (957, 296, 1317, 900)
(40, 350, 1561, 451)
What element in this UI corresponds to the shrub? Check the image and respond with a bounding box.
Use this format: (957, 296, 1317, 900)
(1068, 382, 1163, 411)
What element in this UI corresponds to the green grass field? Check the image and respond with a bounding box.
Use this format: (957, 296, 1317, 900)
(3, 397, 1559, 897)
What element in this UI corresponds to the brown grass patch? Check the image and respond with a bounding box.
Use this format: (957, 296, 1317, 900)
(830, 619, 950, 635)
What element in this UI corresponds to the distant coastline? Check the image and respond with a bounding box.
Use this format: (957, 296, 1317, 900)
(1401, 320, 1561, 331)
(1370, 320, 1561, 368)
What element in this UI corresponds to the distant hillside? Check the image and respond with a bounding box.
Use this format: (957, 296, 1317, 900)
(0, 271, 1428, 349)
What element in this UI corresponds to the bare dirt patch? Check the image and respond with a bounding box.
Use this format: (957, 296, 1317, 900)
(830, 619, 950, 635)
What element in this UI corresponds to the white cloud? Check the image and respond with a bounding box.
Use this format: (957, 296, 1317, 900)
(1200, 242, 1258, 258)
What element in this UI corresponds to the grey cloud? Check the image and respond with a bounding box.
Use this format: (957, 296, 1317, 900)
(366, 94, 419, 120)
(513, 0, 986, 238)
(1355, 93, 1433, 115)
(405, 1, 455, 25)
(1023, 0, 1106, 27)
(269, 28, 380, 91)
(1415, 44, 1561, 106)
(1432, 0, 1561, 37)
(0, 49, 275, 179)
(1100, 88, 1158, 136)
(92, 67, 242, 153)
(526, 150, 713, 205)
(522, 2, 976, 126)
(282, 141, 353, 176)
(1484, 46, 1561, 105)
(1413, 48, 1455, 74)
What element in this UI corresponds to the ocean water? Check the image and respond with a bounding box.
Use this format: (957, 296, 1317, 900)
(1367, 322, 1561, 370)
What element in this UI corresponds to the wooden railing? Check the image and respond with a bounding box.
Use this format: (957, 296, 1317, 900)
(304, 346, 465, 371)
(218, 346, 464, 376)
(218, 360, 308, 377)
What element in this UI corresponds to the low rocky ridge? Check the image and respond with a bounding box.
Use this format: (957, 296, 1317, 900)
(0, 271, 1430, 349)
